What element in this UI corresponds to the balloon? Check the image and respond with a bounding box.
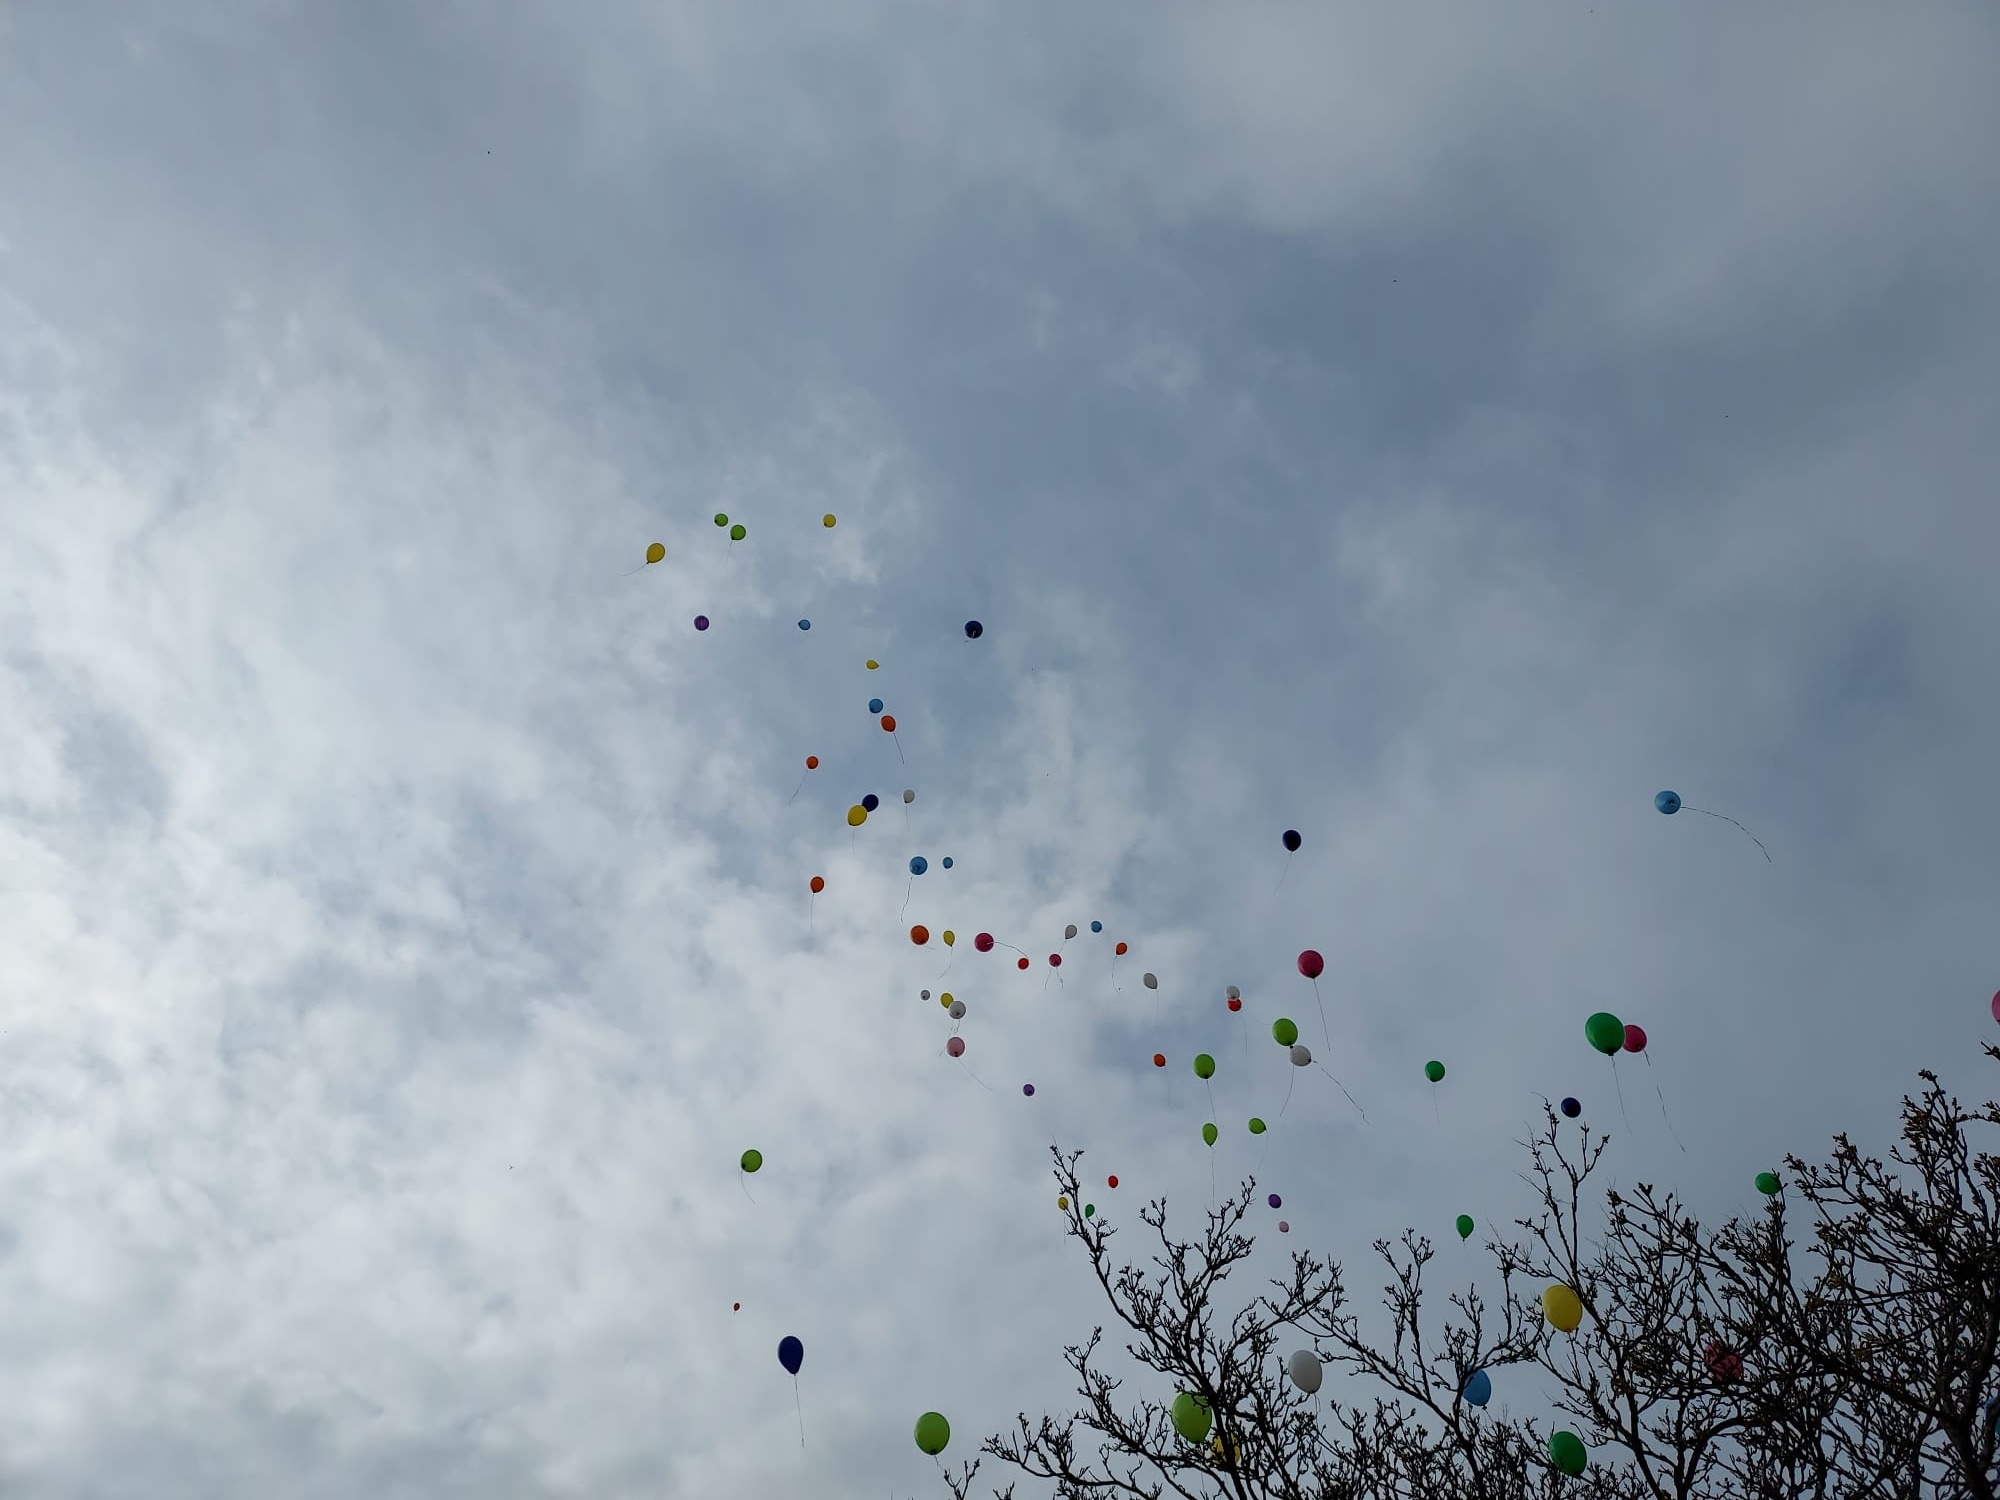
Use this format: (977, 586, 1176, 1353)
(910, 856, 928, 875)
(1225, 985, 1240, 999)
(740, 1149, 763, 1173)
(1247, 1117, 1266, 1135)
(809, 875, 824, 893)
(1201, 1122, 1218, 1147)
(1211, 1434, 1242, 1465)
(1561, 1096, 1581, 1118)
(1017, 957, 1029, 969)
(914, 1412, 950, 1456)
(1282, 829, 1301, 852)
(778, 1336, 804, 1375)
(1290, 1044, 1312, 1067)
(1193, 1054, 1216, 1079)
(804, 755, 819, 769)
(946, 1036, 965, 1058)
(880, 714, 897, 733)
(1297, 950, 1325, 979)
(797, 619, 811, 630)
(1462, 1369, 1491, 1407)
(730, 523, 747, 541)
(734, 1302, 740, 1311)
(1755, 1171, 1781, 1196)
(1107, 1175, 1119, 1189)
(1091, 920, 1103, 932)
(1455, 1214, 1474, 1240)
(1542, 1284, 1583, 1333)
(1226, 997, 1242, 1012)
(975, 933, 994, 952)
(1992, 990, 2000, 1024)
(1022, 1083, 1034, 1096)
(910, 925, 930, 945)
(1064, 923, 1078, 939)
(695, 615, 710, 631)
(822, 513, 837, 529)
(1057, 1195, 1069, 1209)
(948, 1000, 966, 1020)
(1704, 1340, 1742, 1382)
(1142, 973, 1158, 989)
(1584, 1012, 1625, 1055)
(1047, 953, 1061, 967)
(1277, 1220, 1289, 1233)
(1084, 1203, 1095, 1218)
(1285, 1350, 1323, 1394)
(1170, 1392, 1212, 1444)
(1272, 1019, 1299, 1047)
(902, 788, 915, 804)
(1549, 1431, 1587, 1477)
(964, 620, 983, 639)
(941, 930, 954, 946)
(713, 513, 729, 527)
(939, 992, 952, 1008)
(862, 793, 880, 811)
(866, 659, 879, 670)
(645, 542, 665, 564)
(1267, 1193, 1282, 1209)
(847, 805, 867, 826)
(1115, 941, 1128, 955)
(920, 989, 931, 1001)
(941, 857, 953, 869)
(1623, 1024, 1647, 1053)
(1425, 1060, 1446, 1083)
(869, 698, 884, 714)
(1152, 1053, 1166, 1068)
(1655, 790, 1682, 815)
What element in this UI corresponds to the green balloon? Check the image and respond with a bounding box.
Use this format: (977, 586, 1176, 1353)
(713, 513, 729, 526)
(1202, 1122, 1218, 1147)
(914, 1411, 950, 1455)
(740, 1149, 762, 1173)
(1247, 1117, 1267, 1135)
(1755, 1171, 1781, 1196)
(1084, 1203, 1095, 1218)
(1425, 1060, 1446, 1083)
(1271, 1018, 1299, 1047)
(1170, 1391, 1212, 1444)
(1193, 1053, 1216, 1079)
(729, 523, 747, 541)
(1549, 1430, 1587, 1476)
(1455, 1214, 1474, 1240)
(1584, 1011, 1624, 1056)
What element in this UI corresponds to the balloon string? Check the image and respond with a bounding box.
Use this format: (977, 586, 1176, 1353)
(1685, 804, 1772, 862)
(1278, 1069, 1296, 1118)
(899, 877, 913, 922)
(740, 1173, 757, 1205)
(1273, 854, 1292, 897)
(1311, 977, 1331, 1051)
(1205, 1079, 1217, 1118)
(1317, 1064, 1368, 1123)
(787, 772, 808, 803)
(1612, 1057, 1632, 1131)
(793, 1376, 805, 1448)
(892, 731, 905, 765)
(1644, 1052, 1688, 1153)
(958, 1059, 994, 1092)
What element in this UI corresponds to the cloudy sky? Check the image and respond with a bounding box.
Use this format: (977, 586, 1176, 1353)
(4, 3, 1999, 1496)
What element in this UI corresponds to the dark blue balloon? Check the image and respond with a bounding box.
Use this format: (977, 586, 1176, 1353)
(868, 698, 884, 714)
(1655, 790, 1681, 815)
(862, 793, 879, 812)
(1090, 920, 1102, 932)
(798, 619, 811, 631)
(964, 620, 983, 639)
(1463, 1369, 1492, 1407)
(1282, 829, 1302, 852)
(940, 857, 953, 869)
(778, 1336, 804, 1375)
(1560, 1097, 1581, 1118)
(909, 856, 928, 875)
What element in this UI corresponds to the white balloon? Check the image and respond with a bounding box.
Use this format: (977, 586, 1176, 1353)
(921, 989, 932, 1000)
(1286, 1350, 1324, 1395)
(1290, 1044, 1313, 1067)
(1142, 973, 1158, 989)
(1225, 985, 1241, 1000)
(903, 788, 916, 804)
(948, 1000, 966, 1020)
(1065, 923, 1078, 939)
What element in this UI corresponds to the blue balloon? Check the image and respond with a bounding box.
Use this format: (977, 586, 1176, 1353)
(910, 856, 928, 875)
(1655, 790, 1681, 815)
(1561, 1096, 1581, 1118)
(868, 698, 884, 714)
(964, 620, 983, 639)
(1462, 1369, 1491, 1407)
(941, 857, 953, 869)
(862, 793, 879, 812)
(798, 619, 811, 631)
(778, 1336, 804, 1376)
(1090, 920, 1102, 932)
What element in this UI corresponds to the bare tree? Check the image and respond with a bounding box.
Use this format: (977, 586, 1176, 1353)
(942, 1045, 2000, 1500)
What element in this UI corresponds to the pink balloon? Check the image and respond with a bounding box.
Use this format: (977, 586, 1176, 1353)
(1277, 1220, 1290, 1234)
(946, 1036, 966, 1058)
(1296, 949, 1324, 980)
(1991, 990, 2000, 1024)
(1623, 1023, 1647, 1054)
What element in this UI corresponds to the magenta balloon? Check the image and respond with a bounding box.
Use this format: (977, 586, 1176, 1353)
(946, 1036, 966, 1058)
(1623, 1023, 1647, 1053)
(1992, 990, 2000, 1024)
(1297, 949, 1324, 979)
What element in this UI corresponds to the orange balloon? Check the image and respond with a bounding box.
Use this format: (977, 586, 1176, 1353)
(805, 755, 819, 769)
(881, 714, 897, 733)
(1116, 941, 1129, 956)
(1152, 1053, 1166, 1067)
(910, 924, 930, 945)
(809, 875, 824, 894)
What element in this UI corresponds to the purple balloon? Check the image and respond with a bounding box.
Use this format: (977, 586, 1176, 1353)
(1022, 1083, 1035, 1096)
(1268, 1193, 1283, 1209)
(1277, 1220, 1290, 1233)
(694, 615, 710, 631)
(777, 1335, 803, 1375)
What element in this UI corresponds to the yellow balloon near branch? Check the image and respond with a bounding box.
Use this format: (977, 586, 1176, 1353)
(645, 542, 665, 564)
(1542, 1284, 1583, 1332)
(1057, 1195, 1069, 1210)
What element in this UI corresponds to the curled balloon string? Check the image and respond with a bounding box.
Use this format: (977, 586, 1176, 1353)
(740, 1172, 758, 1205)
(899, 876, 913, 922)
(1685, 804, 1773, 862)
(1643, 1052, 1689, 1153)
(1317, 1064, 1369, 1123)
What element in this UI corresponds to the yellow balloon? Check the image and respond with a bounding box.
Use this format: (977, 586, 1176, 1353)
(645, 542, 665, 564)
(942, 929, 955, 947)
(866, 659, 879, 670)
(847, 805, 867, 827)
(1212, 1435, 1242, 1464)
(1057, 1195, 1069, 1210)
(939, 991, 953, 1008)
(1542, 1284, 1583, 1333)
(822, 513, 837, 528)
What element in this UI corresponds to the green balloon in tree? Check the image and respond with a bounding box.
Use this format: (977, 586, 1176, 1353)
(1272, 1018, 1299, 1047)
(1584, 1012, 1625, 1055)
(1549, 1430, 1588, 1476)
(1425, 1060, 1446, 1083)
(1755, 1171, 1781, 1196)
(1455, 1214, 1474, 1240)
(914, 1411, 951, 1455)
(1171, 1391, 1212, 1444)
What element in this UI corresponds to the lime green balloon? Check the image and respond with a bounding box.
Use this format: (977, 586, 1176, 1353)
(713, 513, 729, 527)
(1755, 1171, 1781, 1196)
(1425, 1060, 1446, 1083)
(1202, 1122, 1218, 1147)
(1584, 1011, 1624, 1056)
(1455, 1214, 1474, 1240)
(1247, 1117, 1267, 1135)
(1193, 1053, 1216, 1080)
(1170, 1391, 1212, 1444)
(1271, 1018, 1299, 1047)
(1084, 1203, 1095, 1218)
(740, 1149, 762, 1173)
(1549, 1430, 1587, 1476)
(914, 1411, 950, 1456)
(729, 523, 747, 541)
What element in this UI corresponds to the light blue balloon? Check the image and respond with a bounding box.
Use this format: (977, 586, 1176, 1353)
(1462, 1369, 1491, 1407)
(941, 857, 953, 869)
(798, 619, 811, 630)
(1655, 790, 1681, 815)
(909, 856, 928, 875)
(1090, 920, 1102, 932)
(869, 698, 884, 714)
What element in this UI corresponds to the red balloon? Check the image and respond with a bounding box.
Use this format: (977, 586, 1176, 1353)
(1017, 956, 1030, 969)
(1115, 941, 1128, 956)
(1152, 1053, 1166, 1068)
(975, 933, 995, 952)
(1297, 949, 1325, 979)
(1049, 953, 1062, 967)
(1704, 1340, 1742, 1382)
(909, 924, 930, 945)
(880, 714, 897, 733)
(809, 875, 824, 894)
(1107, 1175, 1119, 1189)
(946, 1036, 965, 1057)
(804, 755, 819, 769)
(1623, 1023, 1647, 1053)
(1226, 997, 1242, 1012)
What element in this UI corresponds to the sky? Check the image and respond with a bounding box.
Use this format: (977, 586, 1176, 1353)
(3, 3, 1999, 1496)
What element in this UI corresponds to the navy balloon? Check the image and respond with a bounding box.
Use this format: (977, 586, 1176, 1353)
(964, 620, 983, 639)
(1463, 1369, 1492, 1407)
(1655, 790, 1682, 815)
(778, 1336, 804, 1375)
(909, 856, 928, 875)
(798, 619, 811, 631)
(862, 793, 880, 812)
(1561, 1097, 1581, 1118)
(941, 856, 953, 869)
(1090, 920, 1102, 932)
(869, 698, 884, 714)
(1282, 829, 1302, 852)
